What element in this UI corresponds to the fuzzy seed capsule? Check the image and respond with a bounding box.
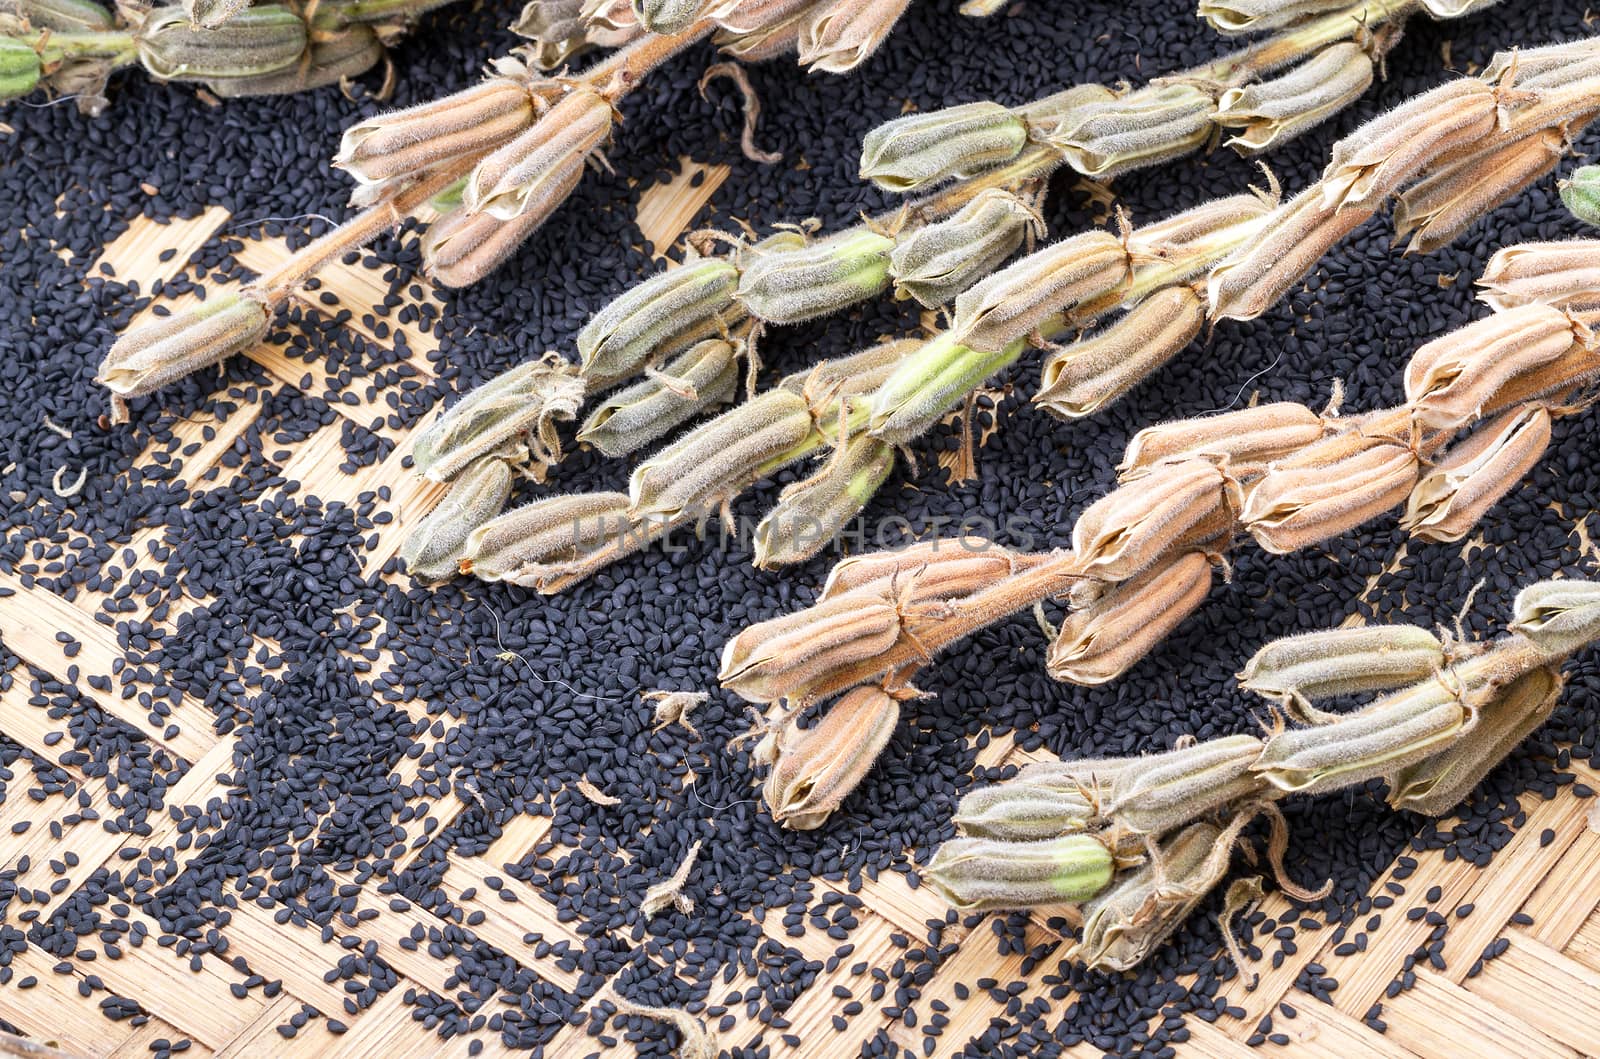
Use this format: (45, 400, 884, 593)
(1393, 129, 1565, 255)
(460, 491, 632, 585)
(631, 0, 709, 33)
(1208, 186, 1375, 322)
(953, 780, 1106, 842)
(1072, 459, 1242, 583)
(515, 0, 640, 70)
(753, 435, 896, 568)
(1214, 43, 1375, 155)
(1243, 439, 1421, 555)
(1479, 240, 1600, 313)
(797, 0, 910, 74)
(778, 338, 922, 399)
(1389, 665, 1564, 817)
(98, 291, 271, 422)
(1238, 625, 1447, 718)
(889, 189, 1040, 307)
(205, 24, 383, 98)
(953, 229, 1132, 352)
(713, 4, 809, 61)
(1404, 303, 1590, 430)
(0, 39, 42, 103)
(1561, 165, 1600, 227)
(719, 585, 905, 704)
(12, 0, 116, 31)
(1048, 551, 1213, 687)
(422, 196, 576, 288)
(1125, 192, 1276, 266)
(925, 834, 1116, 913)
(1035, 284, 1206, 421)
(1118, 401, 1325, 482)
(183, 0, 247, 28)
(1104, 734, 1265, 836)
(137, 5, 307, 80)
(820, 537, 1032, 602)
(763, 685, 902, 829)
(399, 452, 516, 583)
(1510, 580, 1600, 657)
(577, 258, 744, 385)
(867, 331, 1025, 445)
(1402, 404, 1552, 543)
(735, 229, 896, 325)
(411, 354, 586, 482)
(577, 338, 739, 458)
(1198, 0, 1356, 34)
(464, 85, 612, 221)
(335, 80, 536, 186)
(1049, 83, 1217, 181)
(859, 102, 1031, 193)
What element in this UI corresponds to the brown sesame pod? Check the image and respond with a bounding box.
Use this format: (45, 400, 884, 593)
(335, 79, 536, 185)
(1124, 192, 1275, 264)
(1510, 579, 1600, 657)
(399, 451, 516, 583)
(97, 290, 270, 422)
(763, 684, 902, 828)
(410, 353, 586, 482)
(421, 181, 582, 287)
(1478, 240, 1600, 313)
(1389, 665, 1564, 817)
(952, 229, 1132, 353)
(1048, 83, 1217, 181)
(577, 338, 740, 458)
(1393, 129, 1566, 255)
(1238, 625, 1447, 716)
(1047, 551, 1213, 687)
(1242, 436, 1422, 554)
(1207, 186, 1375, 322)
(924, 834, 1116, 913)
(796, 0, 909, 74)
(459, 491, 631, 583)
(713, 6, 808, 61)
(753, 435, 896, 569)
(464, 84, 612, 221)
(1404, 303, 1589, 430)
(1401, 404, 1551, 543)
(820, 537, 1035, 601)
(1104, 733, 1266, 835)
(1034, 284, 1206, 421)
(718, 586, 905, 704)
(1071, 459, 1242, 583)
(1117, 401, 1325, 482)
(1214, 42, 1375, 155)
(1197, 0, 1354, 35)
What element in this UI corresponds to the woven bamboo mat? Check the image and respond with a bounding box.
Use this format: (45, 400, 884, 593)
(5, 171, 1600, 1059)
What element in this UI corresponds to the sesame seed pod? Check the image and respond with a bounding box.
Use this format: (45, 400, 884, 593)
(515, 0, 641, 69)
(1561, 165, 1600, 228)
(1013, 756, 1133, 788)
(1070, 822, 1231, 973)
(459, 491, 632, 583)
(464, 85, 612, 221)
(1198, 0, 1359, 35)
(1253, 678, 1471, 797)
(953, 781, 1104, 841)
(411, 354, 586, 482)
(763, 684, 902, 829)
(510, 0, 585, 44)
(421, 173, 583, 287)
(713, 8, 806, 60)
(629, 388, 816, 519)
(952, 229, 1132, 352)
(1318, 78, 1499, 211)
(1214, 42, 1375, 155)
(1238, 625, 1447, 716)
(858, 102, 1031, 193)
(0, 39, 42, 100)
(97, 290, 270, 421)
(753, 435, 896, 568)
(1481, 37, 1600, 86)
(1404, 303, 1590, 430)
(183, 0, 248, 30)
(1034, 284, 1206, 421)
(577, 258, 744, 384)
(399, 452, 515, 583)
(1402, 404, 1552, 544)
(867, 332, 1026, 445)
(888, 189, 1040, 308)
(205, 23, 382, 97)
(820, 538, 1038, 601)
(1124, 192, 1276, 263)
(1479, 240, 1600, 313)
(334, 80, 536, 186)
(777, 338, 923, 398)
(1510, 580, 1600, 657)
(1118, 402, 1326, 482)
(924, 834, 1116, 913)
(718, 587, 904, 704)
(1048, 551, 1213, 687)
(136, 5, 307, 80)
(1104, 734, 1266, 836)
(630, 0, 711, 33)
(1393, 129, 1566, 256)
(1072, 459, 1243, 583)
(1242, 437, 1422, 555)
(711, 0, 813, 34)
(796, 0, 909, 75)
(1389, 665, 1565, 817)
(577, 339, 740, 458)
(1048, 83, 1217, 181)
(1207, 186, 1375, 322)
(735, 229, 896, 325)
(13, 0, 115, 31)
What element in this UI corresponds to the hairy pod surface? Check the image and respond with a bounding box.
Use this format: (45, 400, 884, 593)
(796, 0, 909, 74)
(889, 189, 1040, 307)
(924, 834, 1116, 912)
(867, 331, 1025, 445)
(1125, 192, 1275, 264)
(1242, 434, 1422, 554)
(411, 354, 585, 482)
(859, 101, 1030, 193)
(1072, 459, 1242, 583)
(1510, 579, 1600, 657)
(953, 229, 1132, 352)
(400, 453, 515, 583)
(1198, 0, 1353, 34)
(204, 24, 383, 98)
(1214, 42, 1375, 154)
(422, 185, 581, 287)
(820, 537, 1034, 602)
(577, 338, 739, 458)
(1403, 303, 1588, 430)
(1035, 283, 1206, 420)
(460, 491, 631, 583)
(577, 258, 744, 384)
(1118, 401, 1325, 482)
(137, 5, 307, 80)
(777, 338, 923, 399)
(1478, 240, 1600, 313)
(0, 38, 40, 100)
(735, 229, 896, 324)
(753, 435, 896, 568)
(718, 586, 905, 704)
(1393, 129, 1565, 255)
(631, 0, 708, 33)
(1104, 734, 1266, 835)
(1048, 551, 1213, 686)
(1049, 83, 1217, 180)
(464, 85, 612, 221)
(98, 291, 270, 421)
(1238, 625, 1447, 715)
(1207, 186, 1375, 321)
(1402, 404, 1551, 543)
(763, 685, 902, 829)
(336, 80, 535, 186)
(1562, 165, 1600, 227)
(953, 780, 1105, 842)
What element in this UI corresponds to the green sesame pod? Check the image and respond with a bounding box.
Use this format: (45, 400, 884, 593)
(777, 337, 922, 398)
(577, 258, 744, 384)
(461, 491, 632, 584)
(399, 452, 515, 583)
(137, 5, 308, 80)
(858, 101, 1030, 193)
(1106, 734, 1266, 836)
(1509, 579, 1600, 657)
(752, 435, 896, 568)
(1560, 165, 1600, 228)
(867, 331, 1024, 445)
(735, 230, 896, 325)
(1238, 626, 1447, 714)
(9, 0, 114, 31)
(925, 834, 1116, 913)
(411, 354, 586, 482)
(952, 782, 1101, 842)
(0, 38, 41, 101)
(888, 189, 1037, 308)
(205, 24, 383, 97)
(1070, 822, 1225, 972)
(576, 338, 740, 458)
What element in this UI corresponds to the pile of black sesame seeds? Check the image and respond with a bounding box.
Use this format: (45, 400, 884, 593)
(4, 1, 1600, 1056)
